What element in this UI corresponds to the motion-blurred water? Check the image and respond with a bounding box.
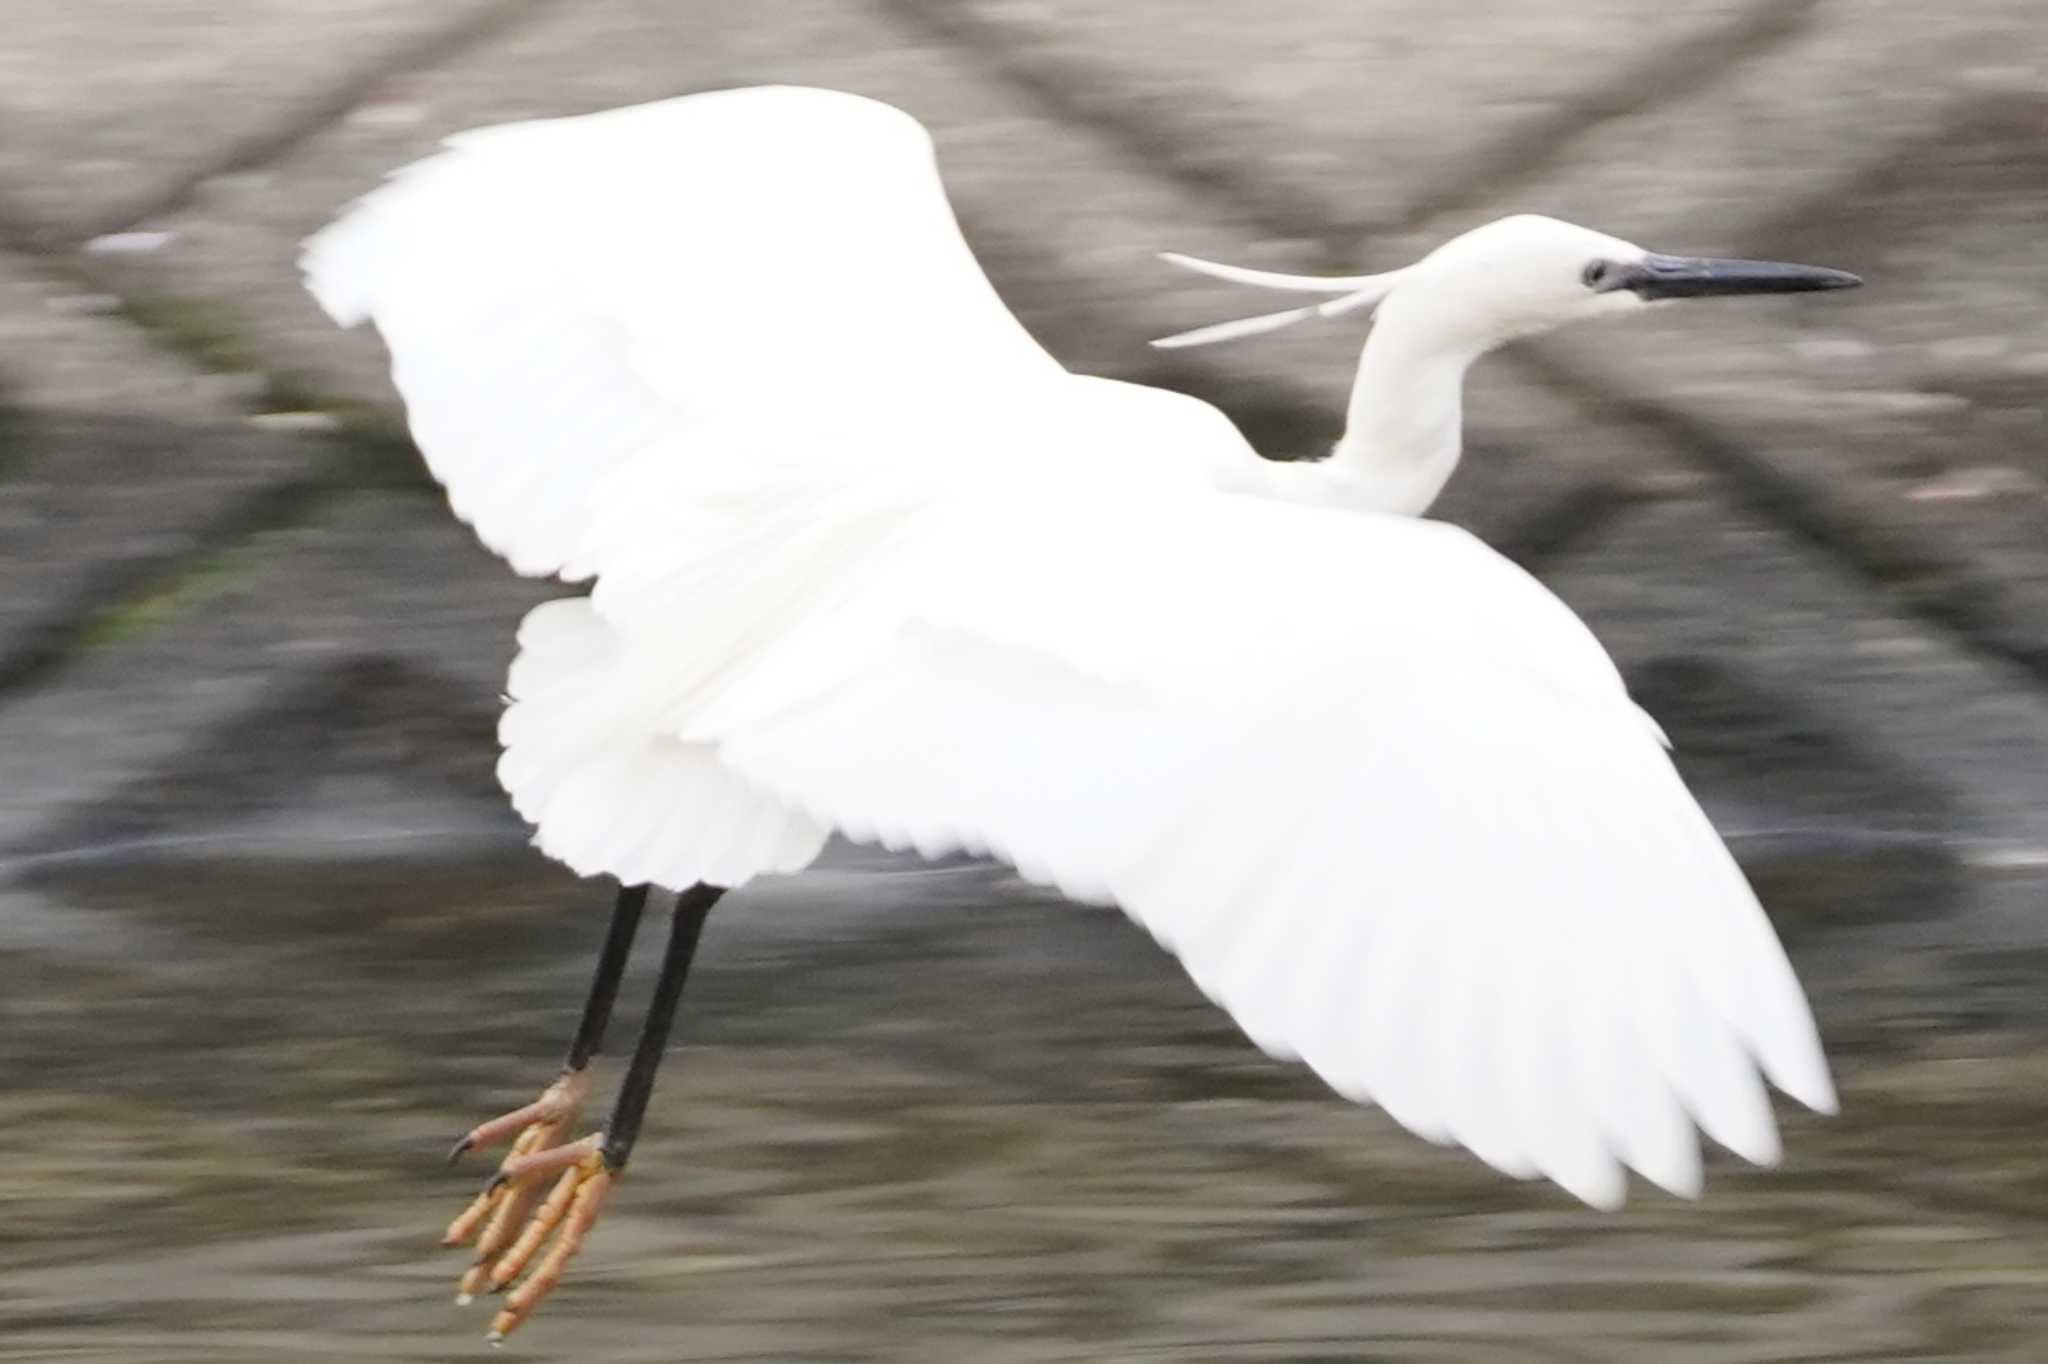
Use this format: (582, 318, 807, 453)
(6, 847, 2048, 1361)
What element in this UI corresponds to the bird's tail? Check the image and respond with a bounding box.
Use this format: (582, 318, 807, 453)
(496, 598, 829, 890)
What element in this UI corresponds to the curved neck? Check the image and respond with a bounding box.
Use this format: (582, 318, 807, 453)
(1278, 289, 1483, 516)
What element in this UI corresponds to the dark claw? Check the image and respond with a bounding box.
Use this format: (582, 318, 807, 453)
(485, 1171, 511, 1198)
(447, 1135, 476, 1165)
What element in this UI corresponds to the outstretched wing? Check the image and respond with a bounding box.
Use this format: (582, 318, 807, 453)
(671, 479, 1836, 1209)
(303, 85, 1061, 579)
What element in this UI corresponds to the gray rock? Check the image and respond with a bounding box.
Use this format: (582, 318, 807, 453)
(883, 0, 1793, 234)
(0, 490, 549, 858)
(0, 255, 329, 692)
(0, 0, 527, 241)
(1547, 97, 2048, 676)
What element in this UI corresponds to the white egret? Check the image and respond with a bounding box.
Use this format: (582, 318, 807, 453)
(302, 85, 1860, 1340)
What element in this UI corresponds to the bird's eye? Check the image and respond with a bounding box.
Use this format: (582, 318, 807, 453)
(1582, 260, 1614, 290)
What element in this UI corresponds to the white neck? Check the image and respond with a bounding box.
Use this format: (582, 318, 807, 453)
(1255, 288, 1483, 516)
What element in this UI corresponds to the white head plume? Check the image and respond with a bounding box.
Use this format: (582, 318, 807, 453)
(1149, 252, 1415, 350)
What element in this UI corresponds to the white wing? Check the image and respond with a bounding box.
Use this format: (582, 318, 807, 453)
(303, 85, 1060, 580)
(303, 84, 1248, 888)
(681, 481, 1836, 1208)
(306, 87, 1833, 1208)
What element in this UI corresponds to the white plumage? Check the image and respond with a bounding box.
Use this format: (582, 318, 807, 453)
(304, 85, 1841, 1211)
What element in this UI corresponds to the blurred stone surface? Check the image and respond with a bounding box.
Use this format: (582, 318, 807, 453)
(1552, 96, 2048, 675)
(886, 0, 1800, 233)
(0, 257, 267, 422)
(1463, 0, 2048, 249)
(0, 409, 312, 689)
(0, 490, 547, 855)
(1541, 488, 2048, 859)
(0, 261, 330, 693)
(0, 0, 525, 241)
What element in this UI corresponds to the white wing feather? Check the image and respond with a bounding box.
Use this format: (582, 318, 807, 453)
(303, 85, 1059, 580)
(679, 486, 1835, 1206)
(304, 87, 1834, 1209)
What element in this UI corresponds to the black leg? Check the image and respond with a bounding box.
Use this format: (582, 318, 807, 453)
(466, 881, 728, 1343)
(599, 881, 723, 1173)
(445, 881, 647, 1165)
(564, 882, 649, 1070)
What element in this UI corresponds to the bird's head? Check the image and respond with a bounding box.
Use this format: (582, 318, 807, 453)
(1150, 213, 1860, 352)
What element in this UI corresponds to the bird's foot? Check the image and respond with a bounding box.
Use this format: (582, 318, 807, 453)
(472, 1135, 613, 1344)
(446, 1067, 592, 1167)
(441, 1071, 594, 1311)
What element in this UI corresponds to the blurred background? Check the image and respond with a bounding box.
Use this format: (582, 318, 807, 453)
(5, 1, 2048, 1359)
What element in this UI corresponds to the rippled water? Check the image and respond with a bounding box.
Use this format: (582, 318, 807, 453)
(6, 847, 2048, 1361)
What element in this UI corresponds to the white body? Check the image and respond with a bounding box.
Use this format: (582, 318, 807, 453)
(304, 86, 1834, 1210)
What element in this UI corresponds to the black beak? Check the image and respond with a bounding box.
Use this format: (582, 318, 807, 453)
(1605, 254, 1862, 301)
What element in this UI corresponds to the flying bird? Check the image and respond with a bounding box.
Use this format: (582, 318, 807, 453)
(302, 85, 1861, 1341)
